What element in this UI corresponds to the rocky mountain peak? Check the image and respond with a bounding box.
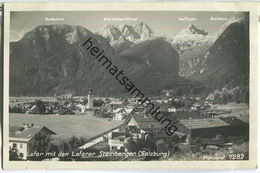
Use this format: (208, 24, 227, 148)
(98, 24, 122, 44)
(119, 24, 140, 41)
(98, 22, 154, 45)
(134, 22, 154, 39)
(184, 24, 208, 35)
(21, 24, 94, 45)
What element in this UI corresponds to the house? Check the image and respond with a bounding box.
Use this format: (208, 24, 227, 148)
(159, 103, 171, 112)
(112, 107, 124, 114)
(155, 139, 169, 152)
(113, 109, 127, 120)
(108, 131, 127, 151)
(127, 113, 165, 139)
(125, 106, 134, 114)
(204, 100, 214, 106)
(161, 90, 176, 97)
(9, 124, 56, 160)
(109, 100, 123, 106)
(190, 102, 202, 111)
(190, 106, 198, 111)
(176, 118, 232, 144)
(133, 105, 146, 113)
(168, 107, 176, 113)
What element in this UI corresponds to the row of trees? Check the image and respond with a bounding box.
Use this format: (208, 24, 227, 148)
(213, 87, 249, 105)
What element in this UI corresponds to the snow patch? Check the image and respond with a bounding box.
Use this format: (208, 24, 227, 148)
(65, 29, 79, 44)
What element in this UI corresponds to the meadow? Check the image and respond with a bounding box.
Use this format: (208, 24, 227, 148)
(9, 113, 122, 143)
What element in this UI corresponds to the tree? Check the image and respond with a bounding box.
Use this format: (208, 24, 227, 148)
(35, 100, 46, 114)
(222, 93, 228, 104)
(9, 147, 22, 161)
(214, 93, 221, 104)
(59, 142, 71, 161)
(234, 89, 240, 104)
(239, 88, 247, 103)
(78, 137, 86, 146)
(49, 144, 59, 156)
(69, 136, 79, 149)
(128, 137, 157, 152)
(62, 142, 70, 152)
(245, 89, 249, 105)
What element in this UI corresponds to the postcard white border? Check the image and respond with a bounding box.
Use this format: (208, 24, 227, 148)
(3, 2, 258, 170)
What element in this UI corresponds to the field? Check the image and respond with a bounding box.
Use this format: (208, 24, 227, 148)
(212, 102, 249, 123)
(10, 113, 122, 143)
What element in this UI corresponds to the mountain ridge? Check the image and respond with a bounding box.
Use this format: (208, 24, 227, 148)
(10, 24, 204, 96)
(98, 22, 154, 46)
(9, 16, 249, 97)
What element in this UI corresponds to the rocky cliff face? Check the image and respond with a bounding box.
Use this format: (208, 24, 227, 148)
(197, 17, 249, 90)
(10, 25, 114, 96)
(172, 24, 215, 77)
(172, 16, 249, 92)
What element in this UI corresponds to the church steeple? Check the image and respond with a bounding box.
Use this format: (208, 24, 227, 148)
(87, 88, 93, 109)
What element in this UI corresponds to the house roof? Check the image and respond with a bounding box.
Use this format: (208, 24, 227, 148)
(132, 113, 164, 130)
(109, 100, 123, 105)
(220, 116, 249, 126)
(236, 115, 249, 124)
(155, 139, 165, 145)
(161, 110, 201, 120)
(133, 114, 155, 122)
(9, 125, 56, 142)
(136, 121, 164, 130)
(113, 108, 124, 113)
(179, 118, 230, 130)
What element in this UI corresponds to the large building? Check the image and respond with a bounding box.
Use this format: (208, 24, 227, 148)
(9, 124, 56, 160)
(176, 117, 248, 144)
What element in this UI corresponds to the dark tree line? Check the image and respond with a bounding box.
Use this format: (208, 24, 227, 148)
(213, 87, 249, 105)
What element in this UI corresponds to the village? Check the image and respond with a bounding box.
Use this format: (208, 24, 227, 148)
(9, 89, 249, 161)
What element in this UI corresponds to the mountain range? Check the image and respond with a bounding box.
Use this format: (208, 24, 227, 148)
(98, 22, 154, 45)
(9, 16, 249, 97)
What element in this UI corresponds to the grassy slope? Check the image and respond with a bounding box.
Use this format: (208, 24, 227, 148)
(10, 113, 122, 143)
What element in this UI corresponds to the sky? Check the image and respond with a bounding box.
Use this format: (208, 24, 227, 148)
(10, 11, 247, 41)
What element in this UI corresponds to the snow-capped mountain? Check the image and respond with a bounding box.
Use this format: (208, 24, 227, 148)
(172, 24, 211, 49)
(134, 22, 154, 41)
(98, 22, 154, 46)
(98, 24, 125, 45)
(118, 24, 140, 42)
(171, 24, 215, 77)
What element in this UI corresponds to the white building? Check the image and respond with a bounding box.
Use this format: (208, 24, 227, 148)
(108, 131, 127, 151)
(168, 107, 177, 112)
(9, 124, 56, 160)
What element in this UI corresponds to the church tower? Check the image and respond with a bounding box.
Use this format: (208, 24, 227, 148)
(87, 88, 94, 109)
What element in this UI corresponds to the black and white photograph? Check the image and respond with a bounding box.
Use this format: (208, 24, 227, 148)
(2, 2, 258, 170)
